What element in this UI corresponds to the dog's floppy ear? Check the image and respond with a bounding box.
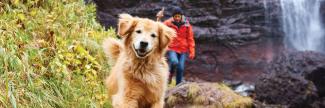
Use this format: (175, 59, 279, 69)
(158, 23, 176, 52)
(118, 14, 137, 37)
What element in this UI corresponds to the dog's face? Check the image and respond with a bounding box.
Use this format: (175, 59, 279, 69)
(117, 14, 175, 58)
(131, 20, 159, 58)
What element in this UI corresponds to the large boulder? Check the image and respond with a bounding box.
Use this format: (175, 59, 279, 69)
(255, 51, 325, 108)
(164, 82, 253, 108)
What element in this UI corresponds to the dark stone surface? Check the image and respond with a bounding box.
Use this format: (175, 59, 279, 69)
(93, 0, 282, 43)
(255, 51, 325, 108)
(185, 37, 284, 82)
(253, 100, 288, 108)
(307, 68, 325, 98)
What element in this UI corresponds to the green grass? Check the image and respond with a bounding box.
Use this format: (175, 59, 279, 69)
(0, 0, 115, 107)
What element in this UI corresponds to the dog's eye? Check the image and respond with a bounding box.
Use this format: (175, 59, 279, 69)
(151, 34, 156, 38)
(136, 30, 142, 34)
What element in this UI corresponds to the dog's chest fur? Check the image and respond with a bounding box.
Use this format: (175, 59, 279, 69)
(123, 57, 163, 85)
(119, 57, 166, 104)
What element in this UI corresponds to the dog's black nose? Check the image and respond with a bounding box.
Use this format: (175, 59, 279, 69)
(140, 41, 148, 48)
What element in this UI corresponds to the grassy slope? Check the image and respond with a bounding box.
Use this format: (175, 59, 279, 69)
(0, 0, 114, 107)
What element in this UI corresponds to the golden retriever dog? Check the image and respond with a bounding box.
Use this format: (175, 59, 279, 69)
(102, 14, 175, 108)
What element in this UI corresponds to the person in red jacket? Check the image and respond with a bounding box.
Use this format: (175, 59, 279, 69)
(157, 7, 195, 85)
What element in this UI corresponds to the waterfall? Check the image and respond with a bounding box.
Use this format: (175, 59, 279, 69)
(280, 0, 325, 52)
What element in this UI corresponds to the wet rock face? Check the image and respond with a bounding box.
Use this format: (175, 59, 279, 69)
(93, 0, 282, 43)
(265, 51, 325, 75)
(255, 51, 325, 108)
(307, 68, 325, 97)
(93, 0, 283, 82)
(185, 37, 284, 82)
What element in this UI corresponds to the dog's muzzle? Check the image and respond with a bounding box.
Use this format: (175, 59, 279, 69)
(134, 41, 151, 58)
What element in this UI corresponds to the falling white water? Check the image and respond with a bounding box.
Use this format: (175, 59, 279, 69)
(280, 0, 325, 52)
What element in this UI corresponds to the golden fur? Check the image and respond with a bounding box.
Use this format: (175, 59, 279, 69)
(103, 14, 175, 108)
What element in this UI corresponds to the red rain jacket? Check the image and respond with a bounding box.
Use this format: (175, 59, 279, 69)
(164, 17, 195, 58)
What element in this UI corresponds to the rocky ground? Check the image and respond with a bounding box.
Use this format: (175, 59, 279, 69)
(255, 51, 325, 108)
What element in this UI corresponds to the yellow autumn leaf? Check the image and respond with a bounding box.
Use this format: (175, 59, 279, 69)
(75, 45, 87, 54)
(30, 9, 37, 16)
(17, 13, 26, 21)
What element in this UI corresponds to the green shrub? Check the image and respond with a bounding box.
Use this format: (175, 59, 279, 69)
(0, 0, 114, 107)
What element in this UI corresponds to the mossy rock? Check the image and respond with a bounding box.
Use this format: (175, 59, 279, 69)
(165, 82, 253, 108)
